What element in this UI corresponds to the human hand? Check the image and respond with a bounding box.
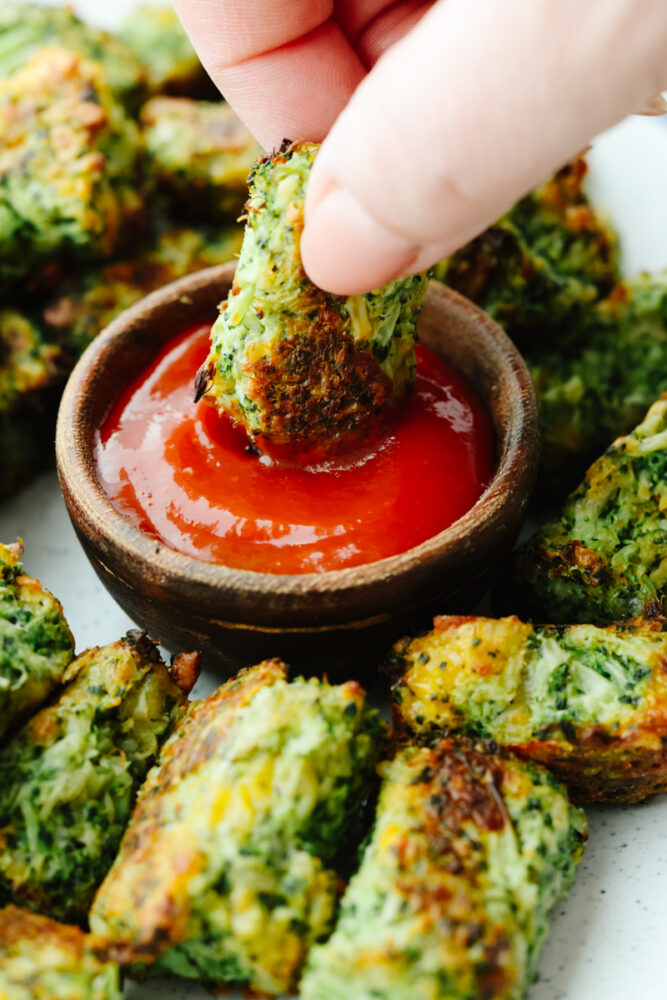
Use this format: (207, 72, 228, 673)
(174, 0, 667, 295)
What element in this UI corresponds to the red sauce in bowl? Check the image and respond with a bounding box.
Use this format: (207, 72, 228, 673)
(96, 325, 494, 574)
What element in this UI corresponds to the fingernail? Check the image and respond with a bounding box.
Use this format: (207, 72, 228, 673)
(301, 184, 418, 295)
(635, 92, 667, 116)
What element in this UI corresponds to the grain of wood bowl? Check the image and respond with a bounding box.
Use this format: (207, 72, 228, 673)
(56, 262, 539, 676)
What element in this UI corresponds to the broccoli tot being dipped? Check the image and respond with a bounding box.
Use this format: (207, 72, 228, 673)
(0, 541, 74, 741)
(0, 905, 121, 1000)
(301, 738, 586, 1000)
(0, 631, 198, 924)
(197, 140, 429, 453)
(91, 660, 385, 994)
(393, 614, 667, 803)
(508, 395, 667, 624)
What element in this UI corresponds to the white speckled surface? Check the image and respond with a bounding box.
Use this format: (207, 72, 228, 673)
(4, 3, 667, 997)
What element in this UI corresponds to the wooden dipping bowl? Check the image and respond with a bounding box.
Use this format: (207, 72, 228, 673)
(56, 263, 539, 676)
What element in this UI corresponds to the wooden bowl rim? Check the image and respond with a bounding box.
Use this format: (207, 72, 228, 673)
(56, 262, 539, 601)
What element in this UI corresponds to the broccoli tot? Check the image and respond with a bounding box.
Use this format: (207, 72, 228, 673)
(90, 660, 385, 994)
(301, 737, 586, 1000)
(119, 5, 212, 97)
(393, 614, 667, 803)
(0, 905, 121, 1000)
(42, 223, 244, 358)
(433, 156, 663, 500)
(0, 220, 242, 496)
(0, 47, 142, 293)
(140, 96, 262, 221)
(0, 312, 68, 498)
(529, 272, 667, 495)
(435, 157, 619, 353)
(197, 140, 429, 453)
(0, 2, 145, 109)
(0, 632, 198, 924)
(0, 542, 74, 741)
(508, 396, 667, 624)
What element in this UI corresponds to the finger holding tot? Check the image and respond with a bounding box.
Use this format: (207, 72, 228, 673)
(174, 0, 667, 297)
(303, 0, 667, 294)
(171, 0, 365, 146)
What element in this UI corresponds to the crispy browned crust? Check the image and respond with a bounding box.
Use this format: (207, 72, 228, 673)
(0, 904, 85, 956)
(431, 614, 485, 631)
(169, 651, 201, 696)
(120, 629, 201, 696)
(122, 659, 286, 848)
(419, 738, 508, 838)
(442, 225, 522, 303)
(157, 659, 286, 791)
(398, 739, 517, 998)
(511, 541, 665, 621)
(245, 306, 393, 449)
(538, 158, 615, 256)
(198, 302, 394, 454)
(440, 157, 617, 350)
(511, 539, 607, 589)
(508, 736, 667, 804)
(510, 640, 667, 800)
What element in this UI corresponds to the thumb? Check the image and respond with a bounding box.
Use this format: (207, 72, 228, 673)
(302, 0, 667, 296)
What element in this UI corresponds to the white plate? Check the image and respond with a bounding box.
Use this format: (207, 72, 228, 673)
(3, 4, 667, 997)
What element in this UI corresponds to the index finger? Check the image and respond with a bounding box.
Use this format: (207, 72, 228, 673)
(173, 0, 365, 147)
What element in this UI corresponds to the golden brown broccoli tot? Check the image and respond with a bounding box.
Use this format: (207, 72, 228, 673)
(0, 905, 121, 1000)
(302, 737, 587, 1000)
(0, 541, 74, 741)
(508, 396, 667, 624)
(393, 614, 667, 803)
(436, 157, 619, 353)
(140, 97, 262, 221)
(0, 48, 142, 292)
(91, 660, 385, 994)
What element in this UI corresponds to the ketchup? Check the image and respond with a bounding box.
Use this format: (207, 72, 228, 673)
(96, 325, 494, 574)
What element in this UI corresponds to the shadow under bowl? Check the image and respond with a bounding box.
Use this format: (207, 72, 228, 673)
(56, 263, 539, 677)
